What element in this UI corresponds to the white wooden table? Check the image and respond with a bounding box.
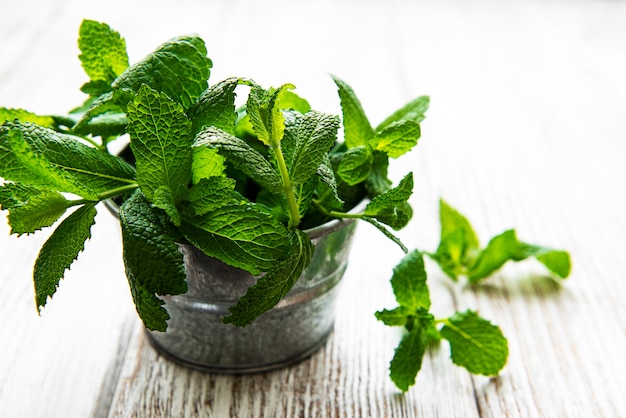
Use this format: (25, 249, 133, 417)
(1, 0, 625, 416)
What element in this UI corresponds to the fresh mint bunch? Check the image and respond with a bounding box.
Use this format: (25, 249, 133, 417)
(428, 199, 572, 283)
(0, 20, 426, 331)
(376, 250, 509, 392)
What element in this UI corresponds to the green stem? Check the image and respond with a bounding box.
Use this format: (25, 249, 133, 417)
(68, 182, 139, 207)
(312, 200, 363, 219)
(271, 141, 300, 228)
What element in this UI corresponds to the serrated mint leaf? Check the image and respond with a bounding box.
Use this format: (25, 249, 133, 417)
(390, 249, 430, 311)
(112, 35, 212, 109)
(33, 204, 97, 312)
(389, 311, 433, 392)
(376, 96, 430, 131)
(72, 111, 127, 138)
(365, 151, 392, 197)
(223, 229, 313, 327)
(4, 128, 97, 199)
(278, 90, 311, 113)
(194, 127, 282, 193)
(188, 176, 238, 216)
(127, 84, 192, 203)
(331, 75, 374, 148)
(286, 110, 340, 185)
(72, 92, 125, 134)
(370, 119, 421, 158)
(246, 83, 294, 146)
(0, 107, 55, 127)
(188, 77, 240, 134)
(315, 155, 343, 209)
(535, 249, 571, 278)
(0, 121, 136, 195)
(179, 204, 289, 274)
(337, 145, 374, 186)
(365, 173, 413, 216)
(375, 306, 413, 326)
(440, 310, 508, 376)
(191, 146, 226, 184)
(152, 185, 181, 226)
(78, 20, 129, 88)
(120, 190, 187, 295)
(0, 182, 44, 210)
(8, 190, 69, 235)
(127, 277, 171, 332)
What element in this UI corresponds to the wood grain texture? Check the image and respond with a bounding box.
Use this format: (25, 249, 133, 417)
(1, 0, 625, 417)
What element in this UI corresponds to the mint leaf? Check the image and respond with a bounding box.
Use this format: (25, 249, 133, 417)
(78, 20, 129, 90)
(337, 145, 374, 186)
(8, 190, 69, 235)
(194, 127, 282, 193)
(365, 152, 392, 197)
(0, 121, 136, 195)
(331, 75, 374, 148)
(389, 311, 433, 392)
(365, 173, 413, 229)
(33, 204, 97, 312)
(0, 107, 55, 128)
(467, 230, 571, 282)
(179, 204, 289, 274)
(440, 310, 508, 376)
(370, 120, 421, 158)
(152, 185, 181, 226)
(191, 146, 226, 184)
(246, 83, 294, 146)
(119, 191, 187, 331)
(188, 77, 240, 134)
(375, 306, 413, 326)
(278, 90, 311, 113)
(127, 84, 192, 204)
(72, 92, 125, 135)
(390, 249, 430, 311)
(286, 110, 340, 185)
(112, 35, 212, 109)
(376, 96, 430, 131)
(188, 176, 239, 216)
(223, 229, 313, 326)
(72, 111, 128, 138)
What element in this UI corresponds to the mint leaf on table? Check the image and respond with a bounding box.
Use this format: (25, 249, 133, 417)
(112, 35, 212, 109)
(0, 121, 136, 195)
(127, 84, 192, 210)
(388, 312, 433, 392)
(223, 229, 313, 327)
(440, 310, 508, 376)
(7, 189, 69, 235)
(376, 95, 430, 131)
(179, 204, 290, 275)
(370, 120, 421, 159)
(389, 248, 430, 310)
(331, 75, 374, 148)
(194, 127, 282, 193)
(33, 203, 97, 312)
(119, 190, 187, 331)
(188, 77, 240, 134)
(0, 108, 55, 128)
(78, 19, 129, 95)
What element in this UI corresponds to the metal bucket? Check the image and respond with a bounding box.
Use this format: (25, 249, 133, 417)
(145, 204, 362, 373)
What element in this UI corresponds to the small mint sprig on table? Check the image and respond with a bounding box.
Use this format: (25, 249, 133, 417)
(428, 199, 572, 283)
(376, 250, 509, 392)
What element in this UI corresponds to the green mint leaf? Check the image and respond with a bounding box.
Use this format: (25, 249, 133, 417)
(376, 96, 430, 131)
(389, 311, 433, 392)
(119, 191, 187, 331)
(152, 185, 181, 226)
(365, 151, 392, 197)
(127, 84, 192, 203)
(223, 229, 313, 327)
(4, 128, 97, 199)
(179, 204, 289, 275)
(188, 176, 238, 216)
(7, 189, 69, 235)
(0, 182, 47, 210)
(337, 145, 374, 186)
(191, 146, 226, 184)
(1, 121, 136, 195)
(390, 249, 430, 311)
(188, 77, 241, 134)
(364, 172, 414, 229)
(286, 110, 340, 185)
(246, 83, 294, 146)
(33, 204, 97, 312)
(78, 20, 129, 89)
(315, 155, 343, 210)
(431, 199, 481, 281)
(467, 230, 571, 282)
(0, 107, 55, 128)
(375, 306, 413, 326)
(331, 75, 374, 148)
(112, 35, 212, 109)
(370, 120, 421, 158)
(278, 90, 311, 113)
(440, 310, 508, 376)
(72, 111, 128, 138)
(194, 127, 282, 193)
(72, 92, 125, 135)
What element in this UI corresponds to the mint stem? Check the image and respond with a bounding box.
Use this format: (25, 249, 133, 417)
(68, 182, 139, 207)
(271, 141, 300, 228)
